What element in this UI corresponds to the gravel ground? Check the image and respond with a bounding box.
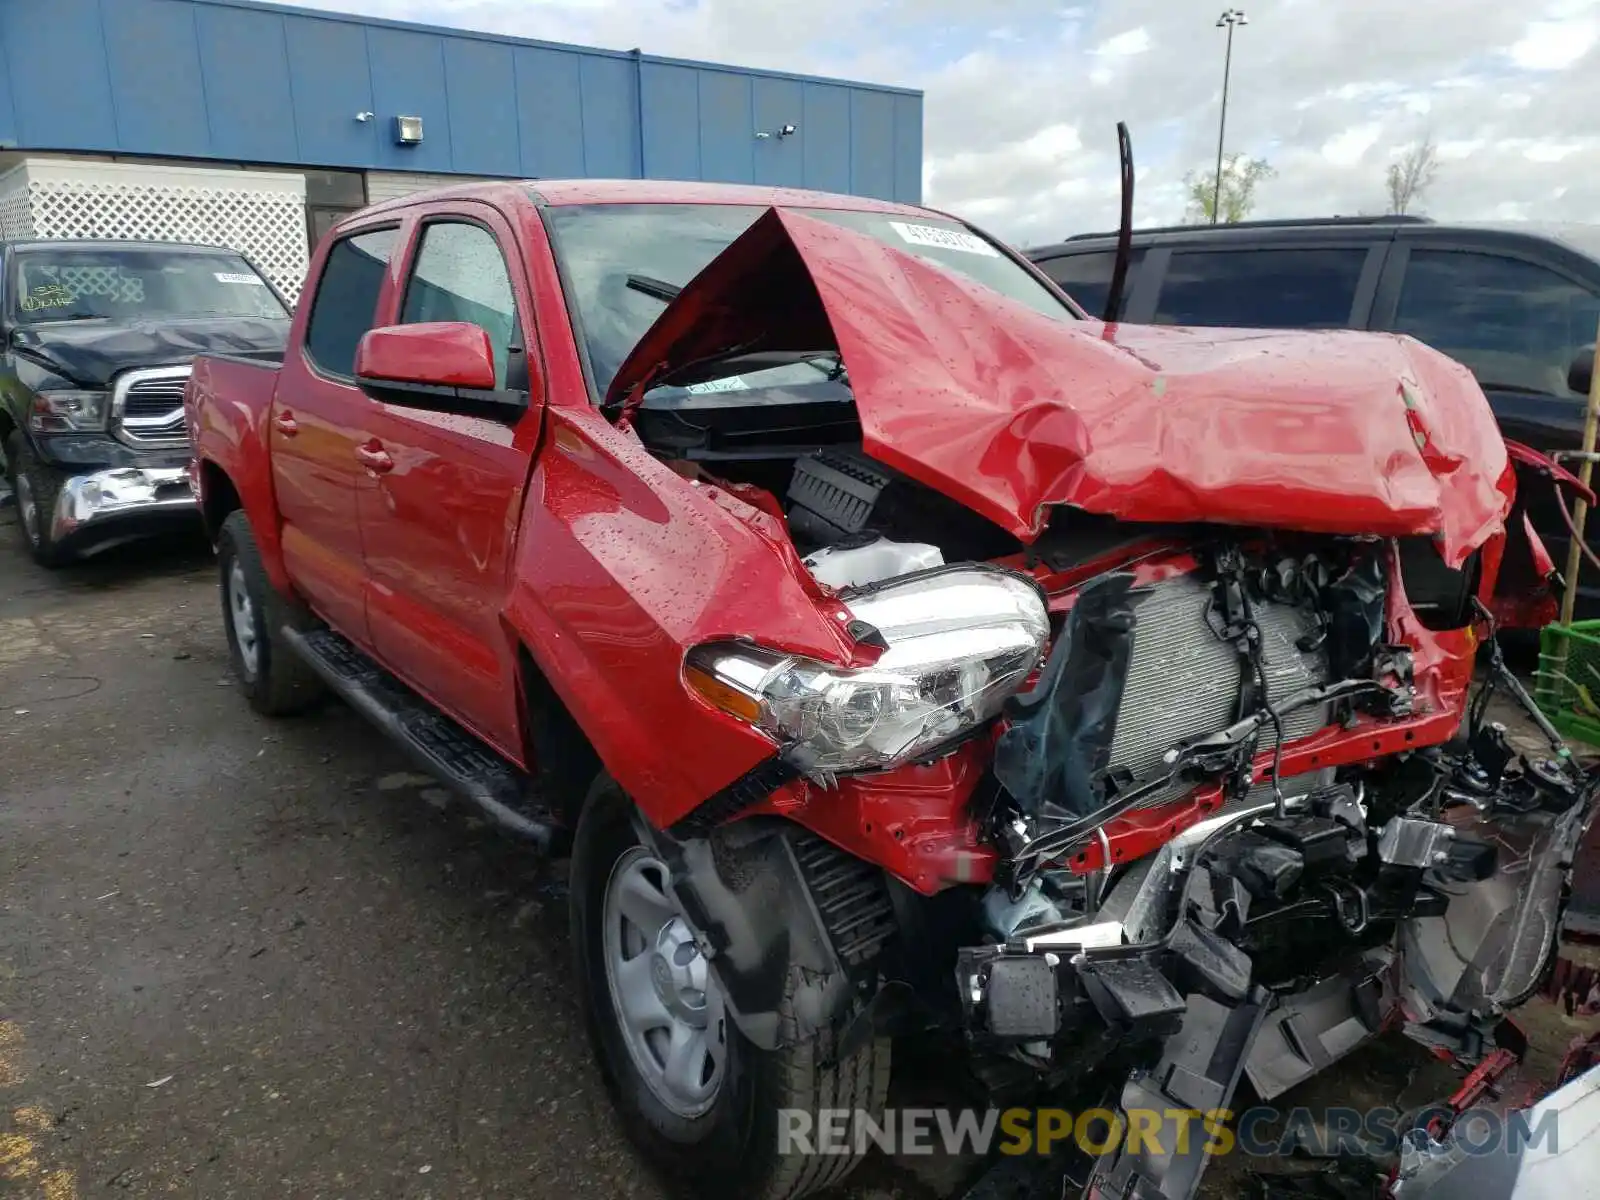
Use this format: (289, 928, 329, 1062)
(0, 497, 1593, 1200)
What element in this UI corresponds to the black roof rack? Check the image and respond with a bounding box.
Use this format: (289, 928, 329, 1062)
(1061, 214, 1433, 241)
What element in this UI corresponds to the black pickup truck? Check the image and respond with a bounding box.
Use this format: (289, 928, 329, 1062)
(1, 239, 291, 565)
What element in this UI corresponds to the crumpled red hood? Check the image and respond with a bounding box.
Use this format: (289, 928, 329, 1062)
(607, 208, 1513, 567)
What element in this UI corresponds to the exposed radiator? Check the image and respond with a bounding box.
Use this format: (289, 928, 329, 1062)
(1110, 575, 1331, 805)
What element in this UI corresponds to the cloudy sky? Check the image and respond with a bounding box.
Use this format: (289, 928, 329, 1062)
(295, 0, 1599, 246)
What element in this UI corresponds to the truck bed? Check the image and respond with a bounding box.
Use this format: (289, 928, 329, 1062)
(184, 352, 284, 532)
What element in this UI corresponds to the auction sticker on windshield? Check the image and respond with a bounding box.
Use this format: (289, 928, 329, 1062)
(888, 221, 999, 258)
(685, 376, 750, 394)
(214, 273, 265, 285)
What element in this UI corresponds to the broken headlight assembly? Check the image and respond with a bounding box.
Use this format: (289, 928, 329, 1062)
(685, 567, 1050, 776)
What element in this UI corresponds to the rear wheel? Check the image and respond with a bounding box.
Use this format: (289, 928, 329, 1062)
(5, 432, 67, 567)
(570, 777, 891, 1200)
(217, 510, 325, 716)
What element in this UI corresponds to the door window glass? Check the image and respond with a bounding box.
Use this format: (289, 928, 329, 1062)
(1034, 249, 1143, 319)
(304, 227, 398, 377)
(400, 222, 518, 387)
(1153, 248, 1367, 329)
(1394, 249, 1600, 396)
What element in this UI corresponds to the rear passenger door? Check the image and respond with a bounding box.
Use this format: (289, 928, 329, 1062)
(272, 224, 400, 644)
(1146, 242, 1385, 330)
(1372, 242, 1600, 447)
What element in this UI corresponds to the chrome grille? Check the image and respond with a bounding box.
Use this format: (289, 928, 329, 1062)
(1109, 575, 1331, 805)
(112, 365, 192, 448)
(124, 378, 187, 418)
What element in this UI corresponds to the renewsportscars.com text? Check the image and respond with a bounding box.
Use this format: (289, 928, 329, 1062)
(777, 1105, 1558, 1159)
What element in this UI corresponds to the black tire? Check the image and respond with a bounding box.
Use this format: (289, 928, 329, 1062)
(570, 776, 891, 1200)
(217, 509, 325, 716)
(5, 431, 68, 567)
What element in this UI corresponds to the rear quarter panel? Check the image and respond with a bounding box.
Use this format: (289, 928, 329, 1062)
(185, 354, 291, 593)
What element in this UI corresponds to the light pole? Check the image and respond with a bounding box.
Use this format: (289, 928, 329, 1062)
(1212, 9, 1247, 225)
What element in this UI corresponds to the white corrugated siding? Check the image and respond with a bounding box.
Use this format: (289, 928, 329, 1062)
(364, 172, 504, 204)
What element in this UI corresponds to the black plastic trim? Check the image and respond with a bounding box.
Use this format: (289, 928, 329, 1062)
(669, 755, 797, 838)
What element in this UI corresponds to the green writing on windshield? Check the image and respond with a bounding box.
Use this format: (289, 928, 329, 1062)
(20, 284, 75, 312)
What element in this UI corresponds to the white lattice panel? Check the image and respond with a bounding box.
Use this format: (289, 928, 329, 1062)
(0, 174, 33, 239)
(57, 265, 145, 303)
(0, 159, 308, 299)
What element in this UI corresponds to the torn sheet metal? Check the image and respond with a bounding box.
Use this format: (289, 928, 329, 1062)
(606, 207, 1514, 566)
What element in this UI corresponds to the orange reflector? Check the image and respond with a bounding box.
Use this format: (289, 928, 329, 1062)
(685, 664, 763, 723)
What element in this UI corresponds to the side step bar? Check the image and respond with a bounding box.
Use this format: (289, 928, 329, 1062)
(283, 627, 556, 850)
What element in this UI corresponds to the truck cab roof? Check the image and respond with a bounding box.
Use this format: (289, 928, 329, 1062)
(352, 177, 944, 222)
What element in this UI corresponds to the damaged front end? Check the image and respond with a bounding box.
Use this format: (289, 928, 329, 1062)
(580, 202, 1598, 1200)
(955, 538, 1596, 1200)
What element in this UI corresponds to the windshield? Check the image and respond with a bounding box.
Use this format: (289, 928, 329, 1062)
(542, 203, 1075, 402)
(10, 246, 289, 325)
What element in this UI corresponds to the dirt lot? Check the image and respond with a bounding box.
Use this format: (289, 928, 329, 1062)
(0, 496, 1594, 1200)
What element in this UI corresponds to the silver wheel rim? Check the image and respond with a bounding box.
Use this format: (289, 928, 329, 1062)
(15, 471, 38, 546)
(602, 847, 726, 1118)
(228, 558, 260, 678)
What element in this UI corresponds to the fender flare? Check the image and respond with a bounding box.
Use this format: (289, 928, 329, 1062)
(633, 813, 893, 1052)
(188, 357, 292, 596)
(198, 453, 292, 597)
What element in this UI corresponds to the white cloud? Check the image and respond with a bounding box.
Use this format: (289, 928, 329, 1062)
(1093, 27, 1151, 58)
(286, 0, 1600, 244)
(1524, 141, 1586, 161)
(1509, 15, 1599, 70)
(1320, 124, 1382, 168)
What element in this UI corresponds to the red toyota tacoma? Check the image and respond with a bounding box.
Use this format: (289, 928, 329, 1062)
(185, 180, 1597, 1200)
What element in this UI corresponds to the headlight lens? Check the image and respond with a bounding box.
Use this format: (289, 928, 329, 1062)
(686, 567, 1049, 776)
(28, 390, 108, 433)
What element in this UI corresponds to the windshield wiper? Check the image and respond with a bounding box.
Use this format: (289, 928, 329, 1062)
(649, 348, 846, 392)
(626, 274, 683, 303)
(802, 354, 847, 382)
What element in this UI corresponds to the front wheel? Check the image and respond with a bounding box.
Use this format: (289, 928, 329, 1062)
(5, 432, 67, 567)
(570, 777, 891, 1200)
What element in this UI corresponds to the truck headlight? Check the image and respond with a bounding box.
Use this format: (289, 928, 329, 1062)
(29, 390, 109, 434)
(686, 567, 1049, 777)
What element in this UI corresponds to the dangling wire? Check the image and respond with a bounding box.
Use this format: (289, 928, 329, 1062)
(1248, 626, 1290, 817)
(1205, 592, 1288, 816)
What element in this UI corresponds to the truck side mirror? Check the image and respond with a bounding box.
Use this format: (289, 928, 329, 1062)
(1569, 346, 1594, 397)
(354, 322, 528, 419)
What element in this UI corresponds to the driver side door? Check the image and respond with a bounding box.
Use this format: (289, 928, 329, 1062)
(358, 203, 545, 759)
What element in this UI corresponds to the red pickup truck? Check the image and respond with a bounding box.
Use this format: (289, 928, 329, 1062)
(186, 180, 1597, 1200)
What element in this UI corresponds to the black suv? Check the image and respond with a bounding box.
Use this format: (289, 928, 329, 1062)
(1027, 216, 1600, 613)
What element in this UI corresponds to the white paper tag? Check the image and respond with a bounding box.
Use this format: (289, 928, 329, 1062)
(215, 272, 265, 285)
(888, 221, 1000, 257)
(684, 376, 749, 394)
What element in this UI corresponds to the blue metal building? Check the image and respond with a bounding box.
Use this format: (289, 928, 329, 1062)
(0, 0, 923, 243)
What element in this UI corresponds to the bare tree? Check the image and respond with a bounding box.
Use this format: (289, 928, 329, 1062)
(1386, 134, 1440, 215)
(1184, 155, 1276, 224)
